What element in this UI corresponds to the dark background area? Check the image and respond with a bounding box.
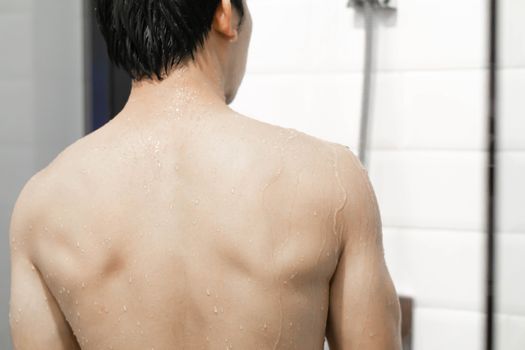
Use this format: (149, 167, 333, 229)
(86, 2, 131, 133)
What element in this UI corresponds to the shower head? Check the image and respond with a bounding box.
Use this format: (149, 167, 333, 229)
(347, 0, 397, 10)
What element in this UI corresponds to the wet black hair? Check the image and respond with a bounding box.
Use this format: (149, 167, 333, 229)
(94, 0, 245, 81)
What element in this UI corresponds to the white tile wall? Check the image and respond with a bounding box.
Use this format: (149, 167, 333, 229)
(497, 152, 525, 233)
(375, 0, 488, 71)
(496, 233, 525, 316)
(500, 0, 525, 68)
(372, 71, 487, 150)
(500, 69, 525, 150)
(383, 227, 485, 312)
(369, 150, 485, 231)
(496, 314, 525, 349)
(412, 308, 485, 350)
(496, 0, 525, 347)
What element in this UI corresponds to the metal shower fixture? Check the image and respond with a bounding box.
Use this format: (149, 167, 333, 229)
(347, 0, 397, 10)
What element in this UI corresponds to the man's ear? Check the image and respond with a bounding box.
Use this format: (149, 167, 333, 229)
(212, 0, 239, 42)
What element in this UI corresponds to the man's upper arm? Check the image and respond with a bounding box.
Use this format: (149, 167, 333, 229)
(326, 146, 402, 350)
(9, 176, 80, 350)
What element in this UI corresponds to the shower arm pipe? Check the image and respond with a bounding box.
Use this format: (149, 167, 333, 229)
(348, 0, 396, 168)
(359, 1, 375, 169)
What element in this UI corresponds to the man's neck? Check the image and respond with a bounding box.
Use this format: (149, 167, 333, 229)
(115, 61, 232, 125)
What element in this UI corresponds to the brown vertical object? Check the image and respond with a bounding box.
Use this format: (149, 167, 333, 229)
(400, 296, 413, 350)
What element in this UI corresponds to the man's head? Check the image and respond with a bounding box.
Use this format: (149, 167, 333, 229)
(94, 0, 252, 103)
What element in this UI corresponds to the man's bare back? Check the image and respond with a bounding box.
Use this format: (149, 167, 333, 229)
(9, 106, 401, 350)
(9, 0, 402, 347)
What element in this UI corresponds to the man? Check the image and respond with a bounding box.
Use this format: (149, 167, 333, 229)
(8, 0, 402, 349)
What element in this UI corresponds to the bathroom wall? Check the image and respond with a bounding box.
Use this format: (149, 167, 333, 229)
(231, 0, 489, 349)
(495, 0, 525, 348)
(0, 0, 85, 348)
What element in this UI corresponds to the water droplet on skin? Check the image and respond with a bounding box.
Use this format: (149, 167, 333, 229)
(123, 305, 128, 312)
(231, 188, 236, 194)
(213, 306, 218, 314)
(30, 265, 36, 271)
(193, 199, 200, 205)
(129, 276, 133, 284)
(239, 325, 244, 330)
(76, 241, 80, 248)
(263, 323, 268, 331)
(206, 288, 211, 296)
(81, 282, 86, 288)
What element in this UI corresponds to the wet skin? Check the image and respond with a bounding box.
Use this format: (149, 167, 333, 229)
(10, 0, 402, 347)
(9, 94, 402, 349)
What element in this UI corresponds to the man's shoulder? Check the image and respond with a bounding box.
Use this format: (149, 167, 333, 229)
(10, 134, 93, 229)
(244, 116, 360, 201)
(238, 113, 345, 158)
(8, 168, 54, 248)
